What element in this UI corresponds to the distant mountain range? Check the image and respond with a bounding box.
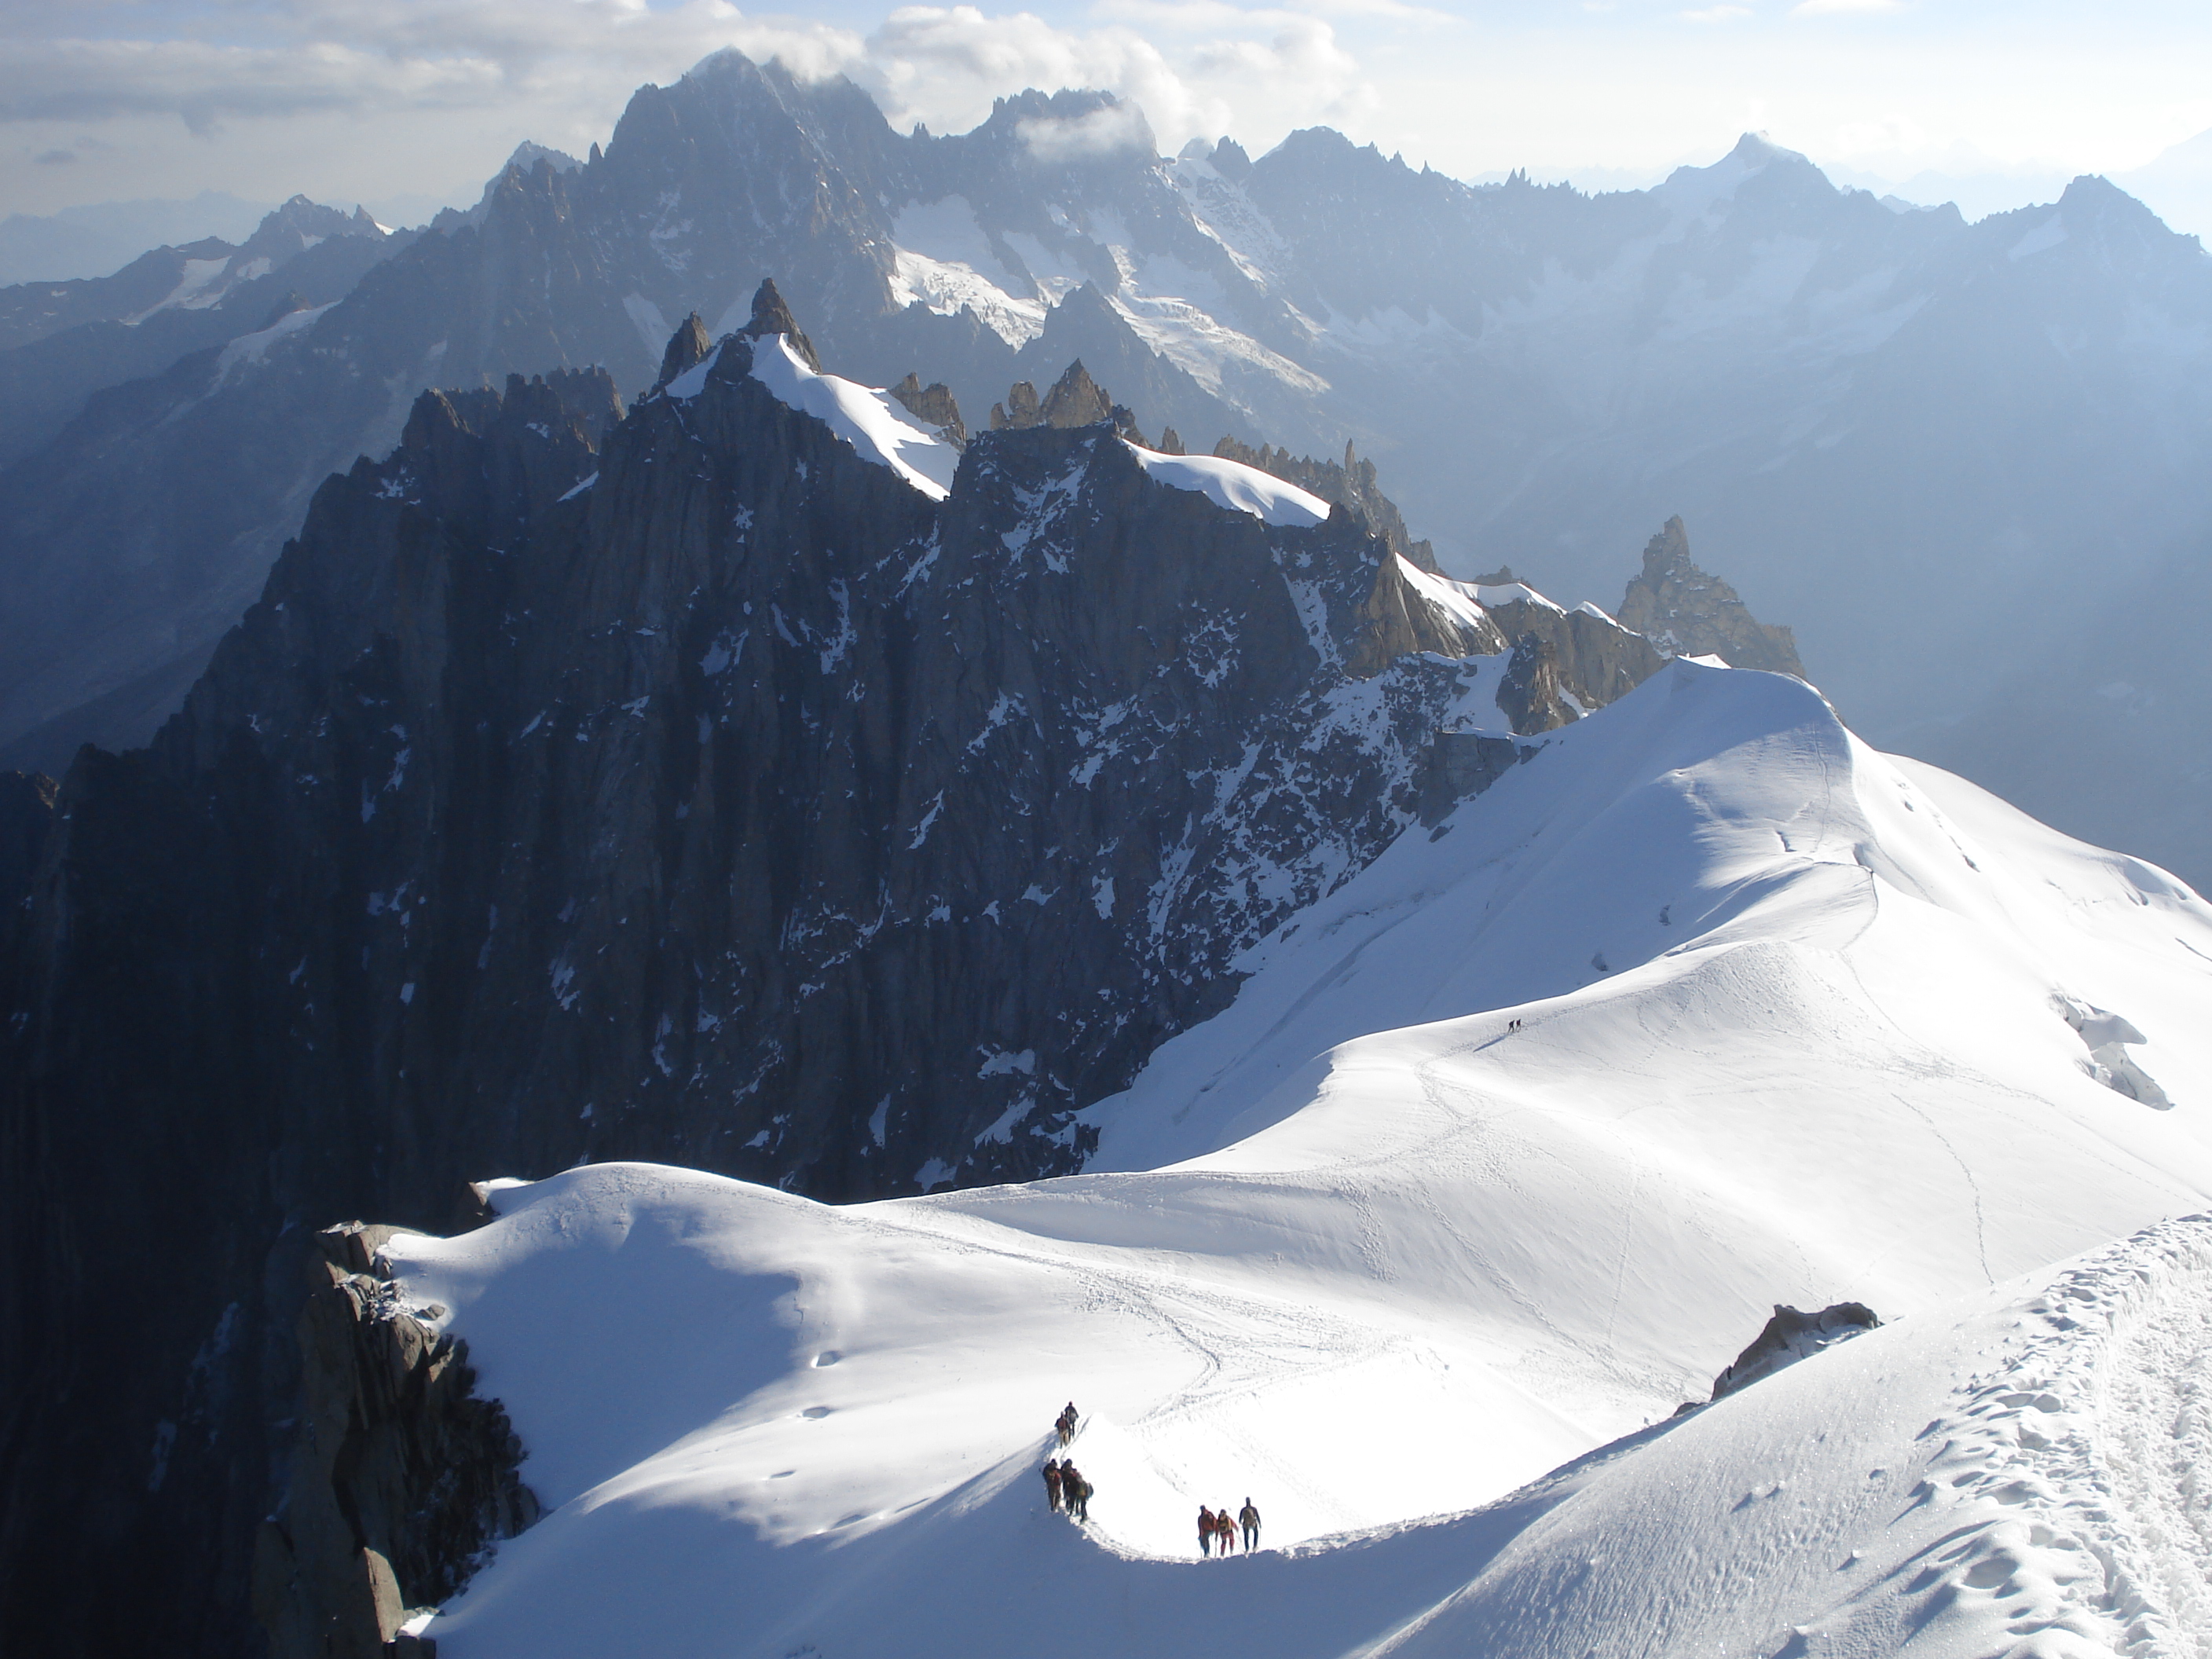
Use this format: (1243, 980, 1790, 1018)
(2, 51, 2208, 891)
(0, 192, 271, 286)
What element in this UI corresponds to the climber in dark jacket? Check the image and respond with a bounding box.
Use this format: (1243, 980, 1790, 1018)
(1064, 1466, 1091, 1522)
(1197, 1504, 1215, 1556)
(1239, 1498, 1261, 1551)
(1044, 1459, 1064, 1512)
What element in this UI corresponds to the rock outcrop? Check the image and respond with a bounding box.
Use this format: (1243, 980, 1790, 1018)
(1711, 1302, 1881, 1400)
(1616, 517, 1805, 676)
(1344, 553, 1505, 677)
(254, 1222, 537, 1659)
(991, 359, 1113, 431)
(1479, 590, 1668, 715)
(888, 374, 966, 446)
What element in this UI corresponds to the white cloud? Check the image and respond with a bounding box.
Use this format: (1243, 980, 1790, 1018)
(0, 5, 868, 135)
(1016, 101, 1156, 162)
(3, 0, 2205, 225)
(859, 6, 1207, 140)
(842, 5, 1374, 156)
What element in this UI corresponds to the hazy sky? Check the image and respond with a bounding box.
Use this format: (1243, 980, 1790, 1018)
(3, 2, 2208, 225)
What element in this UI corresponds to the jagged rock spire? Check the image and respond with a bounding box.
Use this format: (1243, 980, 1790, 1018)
(655, 312, 713, 390)
(890, 373, 968, 448)
(1038, 361, 1111, 428)
(739, 277, 820, 369)
(1616, 516, 1804, 676)
(990, 361, 1115, 432)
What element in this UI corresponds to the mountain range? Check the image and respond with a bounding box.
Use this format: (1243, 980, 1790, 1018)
(5, 42, 2212, 1659)
(2, 50, 2210, 891)
(0, 281, 1762, 1654)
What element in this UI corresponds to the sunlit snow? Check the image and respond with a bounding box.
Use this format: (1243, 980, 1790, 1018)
(1125, 444, 1329, 527)
(386, 659, 2212, 1657)
(734, 335, 960, 500)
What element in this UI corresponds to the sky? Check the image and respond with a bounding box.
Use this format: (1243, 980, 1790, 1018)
(3, 1, 2210, 233)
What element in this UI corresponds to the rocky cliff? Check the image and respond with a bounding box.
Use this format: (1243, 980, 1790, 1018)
(255, 1219, 536, 1659)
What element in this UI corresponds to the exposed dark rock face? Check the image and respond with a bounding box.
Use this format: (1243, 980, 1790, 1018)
(255, 1223, 537, 1659)
(1414, 733, 1532, 828)
(1496, 632, 1580, 734)
(1711, 1302, 1881, 1400)
(1480, 591, 1669, 715)
(1213, 436, 1441, 573)
(5, 312, 1654, 1655)
(1344, 551, 1503, 677)
(1616, 516, 1807, 677)
(0, 770, 53, 911)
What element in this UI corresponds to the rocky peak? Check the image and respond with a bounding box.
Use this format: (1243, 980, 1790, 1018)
(1615, 516, 1804, 676)
(1039, 359, 1111, 427)
(656, 310, 715, 390)
(237, 195, 386, 265)
(505, 141, 583, 177)
(738, 276, 821, 369)
(889, 374, 967, 446)
(991, 359, 1112, 430)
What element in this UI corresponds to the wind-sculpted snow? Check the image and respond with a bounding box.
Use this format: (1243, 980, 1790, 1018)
(740, 333, 960, 500)
(386, 659, 2212, 1656)
(1126, 442, 1331, 527)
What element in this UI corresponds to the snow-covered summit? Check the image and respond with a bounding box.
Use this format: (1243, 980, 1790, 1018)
(741, 334, 961, 500)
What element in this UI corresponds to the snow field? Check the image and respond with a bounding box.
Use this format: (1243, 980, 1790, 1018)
(384, 658, 2212, 1655)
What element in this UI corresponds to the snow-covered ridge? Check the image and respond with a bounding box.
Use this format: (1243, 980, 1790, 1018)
(383, 658, 2212, 1657)
(679, 334, 960, 500)
(1124, 442, 1329, 527)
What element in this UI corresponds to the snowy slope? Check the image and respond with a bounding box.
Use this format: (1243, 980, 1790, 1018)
(737, 334, 961, 500)
(392, 1207, 2212, 1658)
(385, 660, 2212, 1656)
